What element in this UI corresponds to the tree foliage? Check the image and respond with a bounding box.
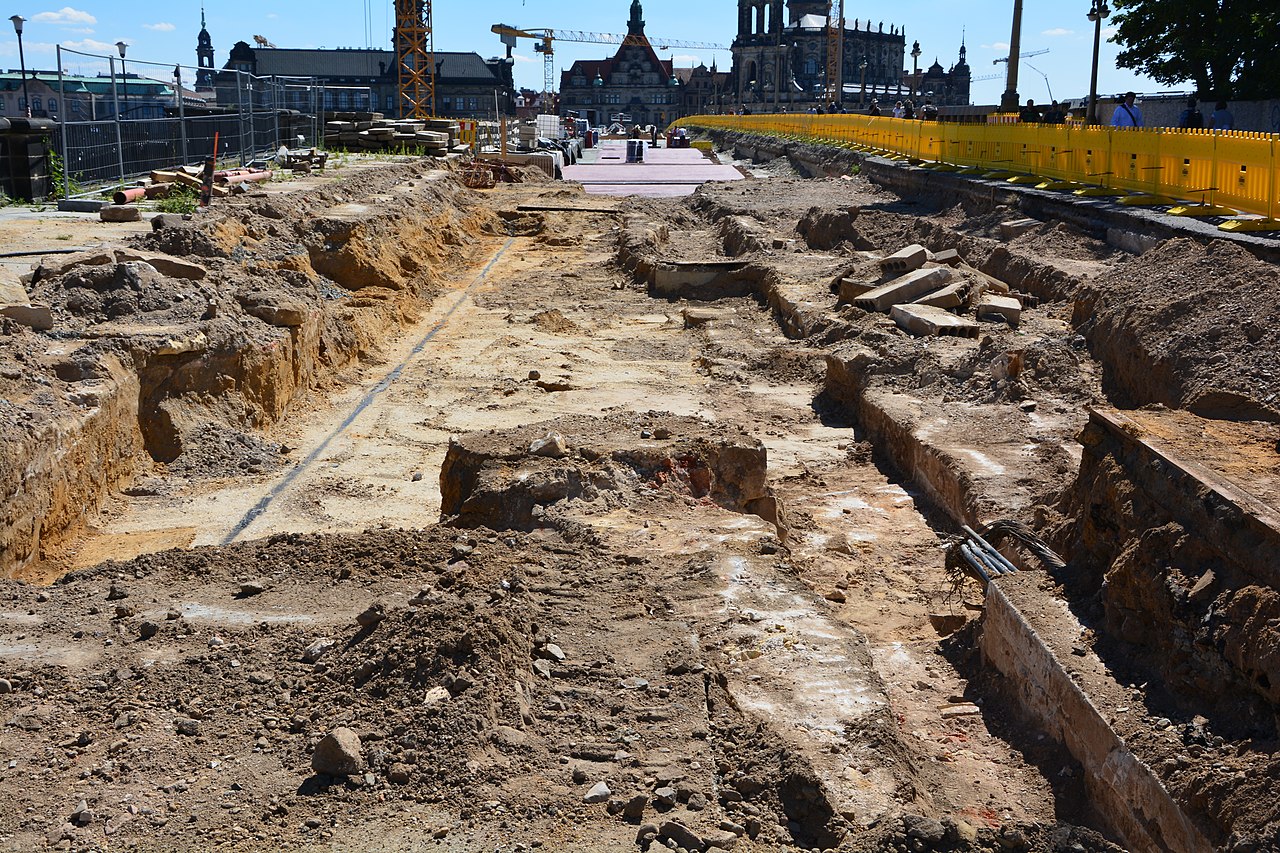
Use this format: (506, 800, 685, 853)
(1110, 0, 1280, 99)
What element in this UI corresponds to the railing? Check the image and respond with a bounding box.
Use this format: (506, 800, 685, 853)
(676, 113, 1280, 229)
(53, 46, 335, 196)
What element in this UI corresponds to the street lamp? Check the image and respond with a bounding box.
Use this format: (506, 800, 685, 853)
(858, 56, 868, 107)
(9, 16, 30, 118)
(910, 40, 921, 99)
(1086, 1, 1110, 124)
(115, 40, 128, 119)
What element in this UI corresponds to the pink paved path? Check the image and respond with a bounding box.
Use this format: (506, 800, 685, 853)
(562, 141, 743, 197)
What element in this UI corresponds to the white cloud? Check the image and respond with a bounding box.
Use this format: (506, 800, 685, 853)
(30, 7, 97, 26)
(1101, 26, 1118, 38)
(981, 42, 1010, 52)
(62, 37, 117, 53)
(1042, 27, 1074, 37)
(512, 53, 534, 63)
(266, 12, 278, 19)
(143, 22, 175, 32)
(672, 54, 703, 66)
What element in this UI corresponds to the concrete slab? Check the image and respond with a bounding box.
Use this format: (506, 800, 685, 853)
(889, 304, 979, 337)
(912, 281, 966, 309)
(651, 260, 752, 300)
(561, 141, 743, 198)
(930, 248, 962, 266)
(57, 199, 108, 213)
(878, 244, 927, 275)
(999, 218, 1040, 240)
(976, 294, 1023, 325)
(854, 267, 954, 312)
(837, 276, 877, 303)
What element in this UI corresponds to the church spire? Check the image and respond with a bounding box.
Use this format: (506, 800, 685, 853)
(628, 0, 645, 37)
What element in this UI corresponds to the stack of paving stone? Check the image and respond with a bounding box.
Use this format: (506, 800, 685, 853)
(323, 112, 462, 155)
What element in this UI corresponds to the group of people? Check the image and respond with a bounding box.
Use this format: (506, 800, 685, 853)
(1110, 92, 1234, 130)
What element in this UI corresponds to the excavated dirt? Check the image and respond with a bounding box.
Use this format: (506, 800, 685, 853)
(1, 142, 1277, 853)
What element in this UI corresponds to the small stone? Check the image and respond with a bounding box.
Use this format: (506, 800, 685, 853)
(411, 471, 424, 482)
(528, 369, 541, 380)
(623, 794, 648, 819)
(387, 763, 412, 784)
(620, 676, 649, 690)
(311, 727, 365, 776)
(543, 643, 566, 661)
(302, 638, 336, 664)
(0, 679, 10, 694)
(71, 800, 94, 826)
(583, 781, 611, 804)
(571, 767, 589, 784)
(165, 608, 182, 621)
(175, 717, 200, 736)
(636, 823, 659, 845)
(107, 584, 129, 601)
(653, 786, 677, 806)
(247, 671, 274, 686)
(903, 814, 946, 842)
(532, 659, 553, 678)
(101, 205, 142, 223)
(703, 830, 740, 850)
(35, 592, 50, 603)
(687, 791, 708, 811)
(138, 621, 160, 639)
(114, 604, 136, 619)
(355, 603, 386, 628)
(238, 579, 270, 597)
(529, 433, 568, 458)
(659, 819, 704, 851)
(953, 819, 978, 844)
(719, 820, 746, 835)
(824, 589, 847, 603)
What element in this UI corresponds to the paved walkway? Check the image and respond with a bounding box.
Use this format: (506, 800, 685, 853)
(562, 140, 743, 197)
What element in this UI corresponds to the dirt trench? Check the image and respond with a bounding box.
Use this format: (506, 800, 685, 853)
(0, 150, 1277, 853)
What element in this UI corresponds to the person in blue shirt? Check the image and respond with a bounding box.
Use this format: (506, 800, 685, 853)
(1110, 91, 1143, 128)
(1211, 101, 1235, 131)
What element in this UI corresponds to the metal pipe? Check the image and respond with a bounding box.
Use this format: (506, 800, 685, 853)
(109, 56, 125, 187)
(959, 542, 994, 582)
(112, 187, 146, 204)
(176, 64, 189, 165)
(220, 170, 272, 185)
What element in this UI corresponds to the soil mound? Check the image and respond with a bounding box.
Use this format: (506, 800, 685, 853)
(1078, 238, 1280, 422)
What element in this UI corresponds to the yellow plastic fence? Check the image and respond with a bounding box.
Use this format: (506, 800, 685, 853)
(676, 114, 1279, 227)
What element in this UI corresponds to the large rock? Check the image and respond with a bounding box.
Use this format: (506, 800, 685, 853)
(114, 249, 207, 280)
(311, 727, 365, 776)
(100, 205, 142, 223)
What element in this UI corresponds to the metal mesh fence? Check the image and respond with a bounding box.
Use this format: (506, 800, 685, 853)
(52, 46, 357, 196)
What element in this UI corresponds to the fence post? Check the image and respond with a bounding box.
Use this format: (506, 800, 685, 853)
(56, 45, 70, 199)
(109, 56, 125, 186)
(177, 65, 189, 165)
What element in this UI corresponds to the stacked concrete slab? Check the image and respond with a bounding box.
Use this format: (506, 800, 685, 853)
(323, 112, 463, 155)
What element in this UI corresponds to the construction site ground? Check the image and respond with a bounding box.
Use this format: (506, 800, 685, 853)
(0, 140, 1277, 853)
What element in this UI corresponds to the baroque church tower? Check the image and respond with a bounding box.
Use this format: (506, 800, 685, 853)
(196, 8, 215, 91)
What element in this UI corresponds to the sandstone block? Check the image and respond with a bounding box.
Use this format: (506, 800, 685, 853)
(976, 294, 1024, 325)
(100, 205, 142, 223)
(311, 727, 365, 776)
(855, 267, 954, 312)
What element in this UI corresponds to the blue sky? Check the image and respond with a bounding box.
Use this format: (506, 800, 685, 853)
(3, 0, 1178, 104)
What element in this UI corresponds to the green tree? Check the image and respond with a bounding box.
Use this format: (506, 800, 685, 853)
(1110, 0, 1280, 99)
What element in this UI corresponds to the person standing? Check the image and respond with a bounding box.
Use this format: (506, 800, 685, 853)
(892, 100, 905, 118)
(1177, 96, 1204, 129)
(1110, 92, 1143, 128)
(1211, 100, 1235, 130)
(1019, 99, 1042, 123)
(868, 99, 881, 117)
(920, 99, 938, 121)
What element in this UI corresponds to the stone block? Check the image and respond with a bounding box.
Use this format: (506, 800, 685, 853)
(878, 243, 928, 275)
(854, 267, 954, 312)
(976, 294, 1024, 325)
(0, 303, 54, 330)
(100, 205, 142, 223)
(114, 249, 207, 281)
(999, 218, 1040, 240)
(890, 304, 979, 338)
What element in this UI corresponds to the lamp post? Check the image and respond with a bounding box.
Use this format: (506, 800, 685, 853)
(1086, 1, 1110, 124)
(858, 56, 867, 107)
(910, 40, 921, 99)
(115, 40, 128, 119)
(10, 16, 30, 117)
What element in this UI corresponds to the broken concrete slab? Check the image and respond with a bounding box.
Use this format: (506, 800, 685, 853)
(100, 205, 142, 223)
(651, 260, 753, 301)
(976, 294, 1023, 325)
(930, 248, 962, 267)
(854, 267, 954, 312)
(113, 249, 207, 281)
(0, 303, 54, 331)
(878, 244, 928, 275)
(999, 218, 1040, 240)
(837, 276, 877, 303)
(913, 281, 966, 309)
(890, 304, 979, 338)
(682, 307, 731, 328)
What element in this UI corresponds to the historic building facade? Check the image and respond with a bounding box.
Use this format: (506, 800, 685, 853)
(558, 0, 682, 127)
(729, 0, 968, 109)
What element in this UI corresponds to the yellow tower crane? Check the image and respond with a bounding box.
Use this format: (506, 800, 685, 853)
(491, 23, 726, 114)
(395, 0, 434, 118)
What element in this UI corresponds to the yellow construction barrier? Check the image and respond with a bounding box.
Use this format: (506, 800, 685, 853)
(675, 114, 1280, 231)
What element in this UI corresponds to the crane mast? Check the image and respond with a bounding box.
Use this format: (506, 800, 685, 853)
(395, 0, 435, 118)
